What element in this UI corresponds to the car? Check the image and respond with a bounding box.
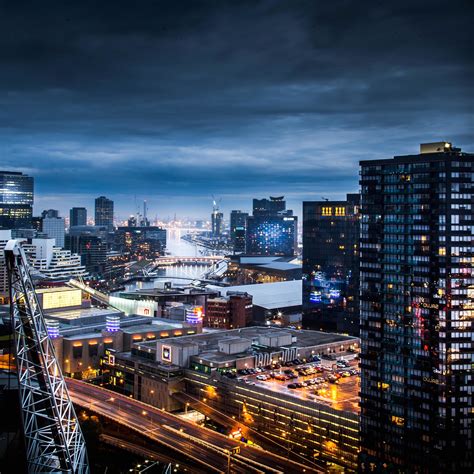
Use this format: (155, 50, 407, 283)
(308, 379, 317, 386)
(315, 377, 324, 383)
(349, 369, 359, 376)
(295, 382, 303, 388)
(287, 383, 297, 389)
(274, 374, 286, 381)
(255, 367, 263, 373)
(274, 363, 281, 369)
(284, 369, 294, 375)
(312, 355, 321, 362)
(256, 375, 267, 381)
(341, 371, 351, 377)
(248, 368, 256, 374)
(301, 381, 308, 387)
(289, 373, 298, 379)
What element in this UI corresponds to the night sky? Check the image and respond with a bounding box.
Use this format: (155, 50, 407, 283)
(1, 1, 473, 219)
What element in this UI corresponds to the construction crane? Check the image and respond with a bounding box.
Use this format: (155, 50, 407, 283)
(4, 239, 89, 473)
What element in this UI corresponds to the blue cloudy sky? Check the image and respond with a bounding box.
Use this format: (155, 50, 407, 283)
(1, 0, 473, 219)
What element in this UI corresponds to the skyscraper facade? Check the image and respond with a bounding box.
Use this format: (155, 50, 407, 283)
(211, 211, 223, 238)
(246, 196, 297, 256)
(0, 171, 34, 228)
(70, 207, 87, 227)
(41, 216, 65, 248)
(359, 142, 473, 472)
(302, 194, 360, 335)
(95, 196, 114, 231)
(230, 210, 248, 252)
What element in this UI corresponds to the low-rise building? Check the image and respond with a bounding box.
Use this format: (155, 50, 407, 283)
(102, 327, 360, 470)
(204, 291, 252, 329)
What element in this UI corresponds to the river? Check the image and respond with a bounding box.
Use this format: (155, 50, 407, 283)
(119, 228, 215, 292)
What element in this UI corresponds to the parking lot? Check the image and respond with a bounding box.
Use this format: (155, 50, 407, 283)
(225, 355, 360, 414)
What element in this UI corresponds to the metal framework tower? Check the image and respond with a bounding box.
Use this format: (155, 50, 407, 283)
(5, 239, 89, 473)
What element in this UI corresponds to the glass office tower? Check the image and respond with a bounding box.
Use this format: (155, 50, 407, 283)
(70, 207, 87, 227)
(230, 210, 248, 252)
(94, 196, 114, 232)
(246, 196, 297, 256)
(0, 171, 34, 228)
(359, 142, 473, 472)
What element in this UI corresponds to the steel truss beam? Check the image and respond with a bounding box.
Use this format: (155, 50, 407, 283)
(5, 240, 89, 473)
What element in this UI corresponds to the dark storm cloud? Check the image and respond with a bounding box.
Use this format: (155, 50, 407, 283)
(0, 0, 473, 217)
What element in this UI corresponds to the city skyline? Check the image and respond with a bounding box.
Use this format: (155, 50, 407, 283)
(2, 1, 472, 217)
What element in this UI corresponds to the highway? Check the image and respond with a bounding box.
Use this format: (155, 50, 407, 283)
(67, 379, 322, 473)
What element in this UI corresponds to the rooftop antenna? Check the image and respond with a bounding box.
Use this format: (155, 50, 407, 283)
(321, 196, 329, 202)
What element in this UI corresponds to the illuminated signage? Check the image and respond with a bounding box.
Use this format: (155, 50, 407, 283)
(40, 289, 82, 310)
(329, 289, 341, 299)
(186, 306, 204, 324)
(310, 291, 322, 303)
(162, 345, 171, 362)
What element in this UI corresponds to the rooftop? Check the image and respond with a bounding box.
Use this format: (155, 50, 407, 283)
(46, 307, 122, 322)
(207, 280, 302, 310)
(164, 326, 355, 352)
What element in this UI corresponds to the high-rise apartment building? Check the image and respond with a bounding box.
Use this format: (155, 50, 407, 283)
(70, 207, 87, 227)
(302, 194, 360, 335)
(359, 142, 473, 472)
(41, 216, 65, 248)
(95, 196, 114, 231)
(230, 210, 248, 253)
(246, 196, 297, 256)
(23, 238, 87, 282)
(0, 171, 34, 228)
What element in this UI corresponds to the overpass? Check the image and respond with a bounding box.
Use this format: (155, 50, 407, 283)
(67, 379, 321, 474)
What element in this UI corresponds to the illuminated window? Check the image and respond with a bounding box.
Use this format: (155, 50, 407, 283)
(391, 415, 405, 426)
(439, 247, 446, 256)
(322, 207, 332, 216)
(335, 207, 346, 216)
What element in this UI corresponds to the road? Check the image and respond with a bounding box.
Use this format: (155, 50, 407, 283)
(67, 378, 322, 474)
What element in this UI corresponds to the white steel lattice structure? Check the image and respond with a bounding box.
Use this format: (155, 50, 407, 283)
(5, 240, 89, 473)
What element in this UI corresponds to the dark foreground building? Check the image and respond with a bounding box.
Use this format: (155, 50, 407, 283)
(302, 194, 360, 335)
(359, 142, 473, 472)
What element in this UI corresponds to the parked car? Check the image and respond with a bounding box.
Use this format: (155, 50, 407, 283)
(256, 374, 267, 381)
(287, 383, 297, 389)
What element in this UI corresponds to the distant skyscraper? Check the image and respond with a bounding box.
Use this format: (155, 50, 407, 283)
(41, 209, 59, 219)
(95, 196, 114, 231)
(246, 196, 296, 256)
(66, 233, 107, 277)
(41, 216, 65, 248)
(253, 196, 286, 215)
(359, 142, 473, 472)
(230, 210, 248, 252)
(211, 211, 223, 238)
(302, 194, 360, 335)
(70, 207, 87, 227)
(0, 171, 34, 228)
